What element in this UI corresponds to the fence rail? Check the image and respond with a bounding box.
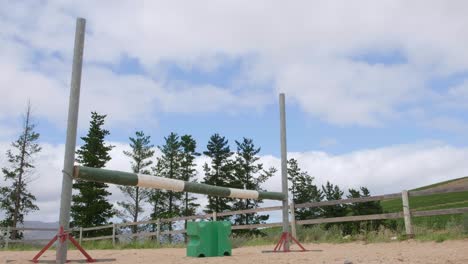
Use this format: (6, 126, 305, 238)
(2, 185, 467, 248)
(81, 224, 114, 231)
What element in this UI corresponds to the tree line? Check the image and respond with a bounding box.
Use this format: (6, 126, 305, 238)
(1, 109, 385, 241)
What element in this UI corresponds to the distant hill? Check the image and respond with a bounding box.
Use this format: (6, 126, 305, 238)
(381, 176, 468, 227)
(21, 221, 58, 240)
(412, 176, 468, 191)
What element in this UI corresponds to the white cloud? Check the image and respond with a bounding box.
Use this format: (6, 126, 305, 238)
(276, 61, 424, 125)
(449, 81, 468, 99)
(0, 48, 68, 123)
(292, 143, 468, 194)
(2, 1, 468, 127)
(1, 140, 467, 223)
(157, 83, 271, 114)
(247, 142, 468, 200)
(0, 124, 20, 141)
(2, 1, 468, 224)
(79, 66, 271, 128)
(442, 80, 468, 110)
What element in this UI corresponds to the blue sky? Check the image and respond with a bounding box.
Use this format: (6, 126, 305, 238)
(1, 1, 468, 222)
(35, 51, 468, 156)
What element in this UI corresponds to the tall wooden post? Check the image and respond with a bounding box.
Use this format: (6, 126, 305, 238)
(57, 17, 86, 264)
(279, 93, 290, 251)
(402, 190, 414, 238)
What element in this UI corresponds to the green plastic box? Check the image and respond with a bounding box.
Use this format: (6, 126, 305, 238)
(186, 221, 232, 257)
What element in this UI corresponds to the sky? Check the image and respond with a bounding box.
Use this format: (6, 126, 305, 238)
(1, 0, 468, 223)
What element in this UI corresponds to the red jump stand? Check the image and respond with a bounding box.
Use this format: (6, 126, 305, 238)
(32, 226, 95, 263)
(273, 232, 306, 252)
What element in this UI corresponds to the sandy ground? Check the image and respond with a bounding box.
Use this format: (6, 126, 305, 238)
(1, 240, 468, 264)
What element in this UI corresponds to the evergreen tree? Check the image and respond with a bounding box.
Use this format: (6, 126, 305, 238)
(232, 138, 275, 235)
(0, 103, 40, 239)
(287, 159, 301, 200)
(148, 161, 167, 236)
(149, 134, 200, 243)
(287, 158, 322, 221)
(118, 131, 154, 233)
(203, 134, 234, 217)
(321, 181, 347, 230)
(321, 181, 346, 217)
(347, 187, 383, 232)
(71, 112, 115, 236)
(179, 135, 200, 235)
(151, 133, 183, 242)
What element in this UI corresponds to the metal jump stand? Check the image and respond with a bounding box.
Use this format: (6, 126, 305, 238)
(32, 227, 95, 263)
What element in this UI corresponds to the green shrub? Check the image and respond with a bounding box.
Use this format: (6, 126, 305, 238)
(463, 213, 468, 234)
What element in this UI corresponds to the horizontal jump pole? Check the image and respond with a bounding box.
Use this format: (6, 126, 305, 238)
(73, 166, 285, 201)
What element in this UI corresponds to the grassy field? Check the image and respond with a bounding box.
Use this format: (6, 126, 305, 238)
(381, 176, 468, 229)
(381, 176, 468, 212)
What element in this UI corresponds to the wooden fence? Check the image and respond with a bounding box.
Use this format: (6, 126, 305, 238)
(2, 185, 468, 248)
(0, 227, 79, 249)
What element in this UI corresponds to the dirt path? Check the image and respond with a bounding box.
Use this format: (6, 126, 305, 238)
(1, 240, 468, 264)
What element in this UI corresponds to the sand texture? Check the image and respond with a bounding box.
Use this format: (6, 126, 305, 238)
(1, 240, 468, 264)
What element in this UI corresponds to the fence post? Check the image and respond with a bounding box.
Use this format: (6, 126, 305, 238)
(290, 202, 297, 239)
(156, 219, 161, 245)
(402, 190, 414, 238)
(212, 211, 217, 221)
(112, 224, 116, 247)
(5, 226, 10, 249)
(79, 227, 83, 245)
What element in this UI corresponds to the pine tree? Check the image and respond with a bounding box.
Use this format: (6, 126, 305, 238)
(148, 188, 166, 233)
(152, 133, 183, 242)
(179, 135, 200, 236)
(71, 112, 115, 236)
(118, 131, 154, 233)
(203, 134, 234, 217)
(148, 160, 170, 239)
(321, 181, 346, 217)
(287, 159, 301, 203)
(321, 181, 347, 230)
(149, 134, 200, 243)
(287, 158, 322, 221)
(148, 159, 166, 237)
(232, 138, 275, 235)
(0, 103, 40, 239)
(347, 187, 383, 232)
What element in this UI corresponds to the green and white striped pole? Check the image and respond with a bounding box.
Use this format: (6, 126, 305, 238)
(73, 166, 285, 201)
